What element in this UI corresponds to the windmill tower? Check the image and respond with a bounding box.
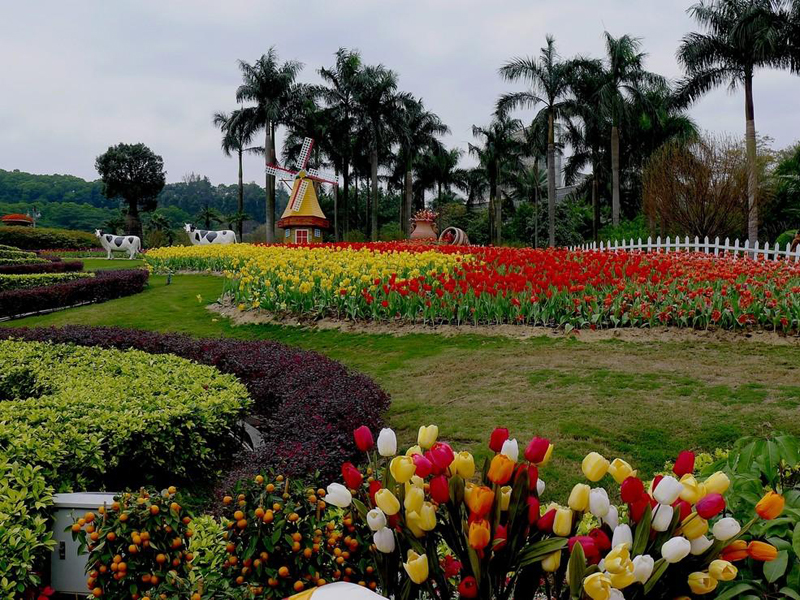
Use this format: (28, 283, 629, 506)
(266, 138, 338, 244)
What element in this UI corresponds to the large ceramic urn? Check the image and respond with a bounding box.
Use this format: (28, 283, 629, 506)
(410, 219, 437, 241)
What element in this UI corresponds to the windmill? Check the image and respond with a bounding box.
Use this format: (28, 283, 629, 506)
(266, 137, 338, 244)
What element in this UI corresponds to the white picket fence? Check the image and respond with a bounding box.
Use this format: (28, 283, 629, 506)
(570, 236, 800, 262)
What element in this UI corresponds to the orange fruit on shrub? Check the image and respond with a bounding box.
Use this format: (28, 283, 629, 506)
(106, 532, 116, 541)
(92, 588, 103, 597)
(168, 486, 177, 494)
(255, 475, 264, 484)
(85, 512, 96, 523)
(71, 523, 81, 532)
(223, 496, 233, 505)
(150, 505, 160, 515)
(293, 582, 304, 592)
(156, 554, 167, 564)
(278, 566, 289, 578)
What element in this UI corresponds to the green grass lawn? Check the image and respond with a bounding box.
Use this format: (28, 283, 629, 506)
(82, 258, 146, 271)
(3, 273, 799, 498)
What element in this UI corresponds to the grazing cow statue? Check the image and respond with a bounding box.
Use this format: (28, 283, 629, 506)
(95, 230, 141, 259)
(184, 223, 237, 245)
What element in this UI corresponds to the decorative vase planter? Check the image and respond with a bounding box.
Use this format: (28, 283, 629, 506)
(410, 219, 437, 241)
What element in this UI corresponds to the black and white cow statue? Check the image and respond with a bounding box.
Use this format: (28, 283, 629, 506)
(184, 223, 237, 245)
(95, 230, 141, 259)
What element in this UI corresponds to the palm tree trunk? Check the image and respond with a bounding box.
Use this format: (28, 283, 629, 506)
(371, 147, 379, 241)
(342, 162, 350, 237)
(265, 121, 276, 243)
(744, 72, 758, 243)
(333, 169, 340, 242)
(611, 124, 621, 227)
(237, 149, 244, 240)
(547, 111, 556, 247)
(592, 173, 599, 243)
(534, 156, 540, 248)
(404, 166, 413, 237)
(490, 173, 499, 246)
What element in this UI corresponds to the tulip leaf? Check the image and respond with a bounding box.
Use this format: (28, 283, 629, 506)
(764, 550, 789, 583)
(632, 504, 652, 556)
(567, 542, 585, 599)
(517, 538, 568, 568)
(352, 497, 368, 521)
(792, 522, 800, 559)
(779, 588, 800, 600)
(642, 558, 668, 594)
(713, 584, 756, 600)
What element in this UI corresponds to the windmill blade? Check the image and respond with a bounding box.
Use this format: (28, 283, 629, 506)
(290, 179, 309, 212)
(307, 168, 339, 186)
(295, 138, 314, 170)
(266, 164, 297, 179)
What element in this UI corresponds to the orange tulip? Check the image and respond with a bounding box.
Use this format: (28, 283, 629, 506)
(487, 454, 515, 485)
(755, 491, 785, 520)
(720, 540, 748, 562)
(468, 519, 491, 550)
(466, 486, 495, 518)
(747, 541, 778, 562)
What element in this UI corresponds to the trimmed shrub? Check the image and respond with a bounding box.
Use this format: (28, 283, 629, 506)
(0, 226, 99, 250)
(0, 268, 148, 319)
(0, 271, 93, 291)
(0, 256, 48, 266)
(0, 339, 251, 491)
(0, 259, 83, 275)
(5, 326, 391, 479)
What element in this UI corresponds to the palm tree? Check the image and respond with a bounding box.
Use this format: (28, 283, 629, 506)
(353, 64, 403, 241)
(397, 97, 449, 234)
(678, 0, 792, 242)
(469, 115, 522, 245)
(212, 108, 257, 240)
(509, 164, 547, 247)
(196, 205, 222, 229)
(498, 35, 577, 246)
(458, 167, 489, 209)
(318, 49, 364, 238)
(236, 48, 303, 243)
(596, 33, 664, 227)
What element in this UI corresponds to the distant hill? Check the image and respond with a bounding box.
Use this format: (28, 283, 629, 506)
(0, 169, 289, 231)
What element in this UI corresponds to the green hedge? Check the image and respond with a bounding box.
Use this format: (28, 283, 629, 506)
(0, 340, 252, 491)
(0, 226, 99, 250)
(0, 272, 93, 291)
(0, 257, 48, 266)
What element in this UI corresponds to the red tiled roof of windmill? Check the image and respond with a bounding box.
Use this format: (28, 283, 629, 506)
(1, 214, 34, 223)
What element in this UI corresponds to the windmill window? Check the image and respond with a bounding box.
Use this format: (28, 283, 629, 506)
(314, 228, 321, 238)
(295, 229, 309, 244)
(285, 229, 290, 238)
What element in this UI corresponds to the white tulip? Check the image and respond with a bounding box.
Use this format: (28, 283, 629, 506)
(501, 438, 519, 462)
(373, 527, 395, 553)
(612, 524, 632, 549)
(377, 428, 397, 457)
(589, 488, 610, 518)
(603, 504, 619, 530)
(609, 590, 625, 600)
(653, 476, 684, 505)
(325, 483, 352, 508)
(661, 536, 691, 563)
(690, 535, 713, 555)
(367, 508, 387, 531)
(712, 517, 741, 541)
(632, 554, 654, 583)
(652, 505, 674, 532)
(536, 478, 546, 496)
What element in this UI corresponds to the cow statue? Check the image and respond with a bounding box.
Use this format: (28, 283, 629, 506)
(184, 223, 237, 245)
(95, 230, 141, 259)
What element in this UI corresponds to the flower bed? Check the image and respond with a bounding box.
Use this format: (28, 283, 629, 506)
(0, 271, 93, 291)
(0, 259, 83, 275)
(145, 243, 800, 331)
(5, 326, 391, 480)
(0, 268, 148, 319)
(0, 339, 251, 491)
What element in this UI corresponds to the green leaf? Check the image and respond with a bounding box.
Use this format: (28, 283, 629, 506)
(792, 522, 800, 559)
(764, 550, 789, 583)
(517, 537, 568, 567)
(567, 541, 586, 599)
(713, 583, 755, 600)
(642, 558, 668, 594)
(779, 588, 800, 600)
(632, 504, 652, 556)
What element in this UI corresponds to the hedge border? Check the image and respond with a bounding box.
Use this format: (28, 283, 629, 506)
(3, 326, 390, 480)
(0, 259, 83, 275)
(0, 269, 148, 319)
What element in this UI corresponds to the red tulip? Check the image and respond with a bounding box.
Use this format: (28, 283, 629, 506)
(537, 507, 557, 532)
(696, 493, 726, 520)
(588, 527, 611, 552)
(516, 463, 539, 490)
(368, 480, 382, 504)
(412, 452, 434, 478)
(458, 576, 478, 598)
(489, 427, 509, 452)
(672, 499, 692, 522)
(651, 474, 664, 492)
(341, 462, 363, 489)
(494, 524, 508, 550)
(429, 442, 455, 470)
(441, 554, 462, 578)
(430, 475, 450, 504)
(524, 436, 550, 463)
(673, 450, 695, 477)
(620, 476, 645, 503)
(568, 535, 599, 560)
(527, 496, 540, 525)
(353, 426, 374, 451)
(629, 496, 651, 523)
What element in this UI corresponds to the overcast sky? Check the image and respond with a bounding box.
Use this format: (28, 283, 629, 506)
(1, 0, 799, 186)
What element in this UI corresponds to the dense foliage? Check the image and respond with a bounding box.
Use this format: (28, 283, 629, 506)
(0, 268, 149, 319)
(0, 225, 98, 250)
(0, 271, 92, 291)
(0, 258, 83, 275)
(5, 326, 391, 480)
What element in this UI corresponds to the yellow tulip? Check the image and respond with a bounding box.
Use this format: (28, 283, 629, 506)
(403, 550, 429, 584)
(582, 452, 610, 482)
(681, 513, 709, 540)
(607, 565, 636, 589)
(536, 443, 554, 467)
(603, 544, 631, 574)
(417, 425, 439, 449)
(553, 507, 573, 536)
(405, 475, 424, 494)
(709, 560, 737, 582)
(452, 451, 475, 478)
(541, 550, 561, 572)
(405, 445, 423, 456)
(687, 571, 717, 595)
(390, 456, 416, 484)
(679, 474, 703, 504)
(418, 502, 437, 531)
(405, 487, 424, 514)
(583, 572, 612, 600)
(375, 489, 401, 516)
(568, 484, 590, 512)
(704, 471, 730, 495)
(499, 486, 512, 511)
(608, 458, 635, 484)
(405, 512, 425, 538)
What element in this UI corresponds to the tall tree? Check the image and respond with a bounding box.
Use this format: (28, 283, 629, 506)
(95, 143, 166, 240)
(397, 97, 449, 235)
(498, 35, 576, 246)
(678, 0, 792, 242)
(236, 48, 303, 243)
(212, 108, 257, 239)
(469, 115, 522, 245)
(596, 33, 664, 227)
